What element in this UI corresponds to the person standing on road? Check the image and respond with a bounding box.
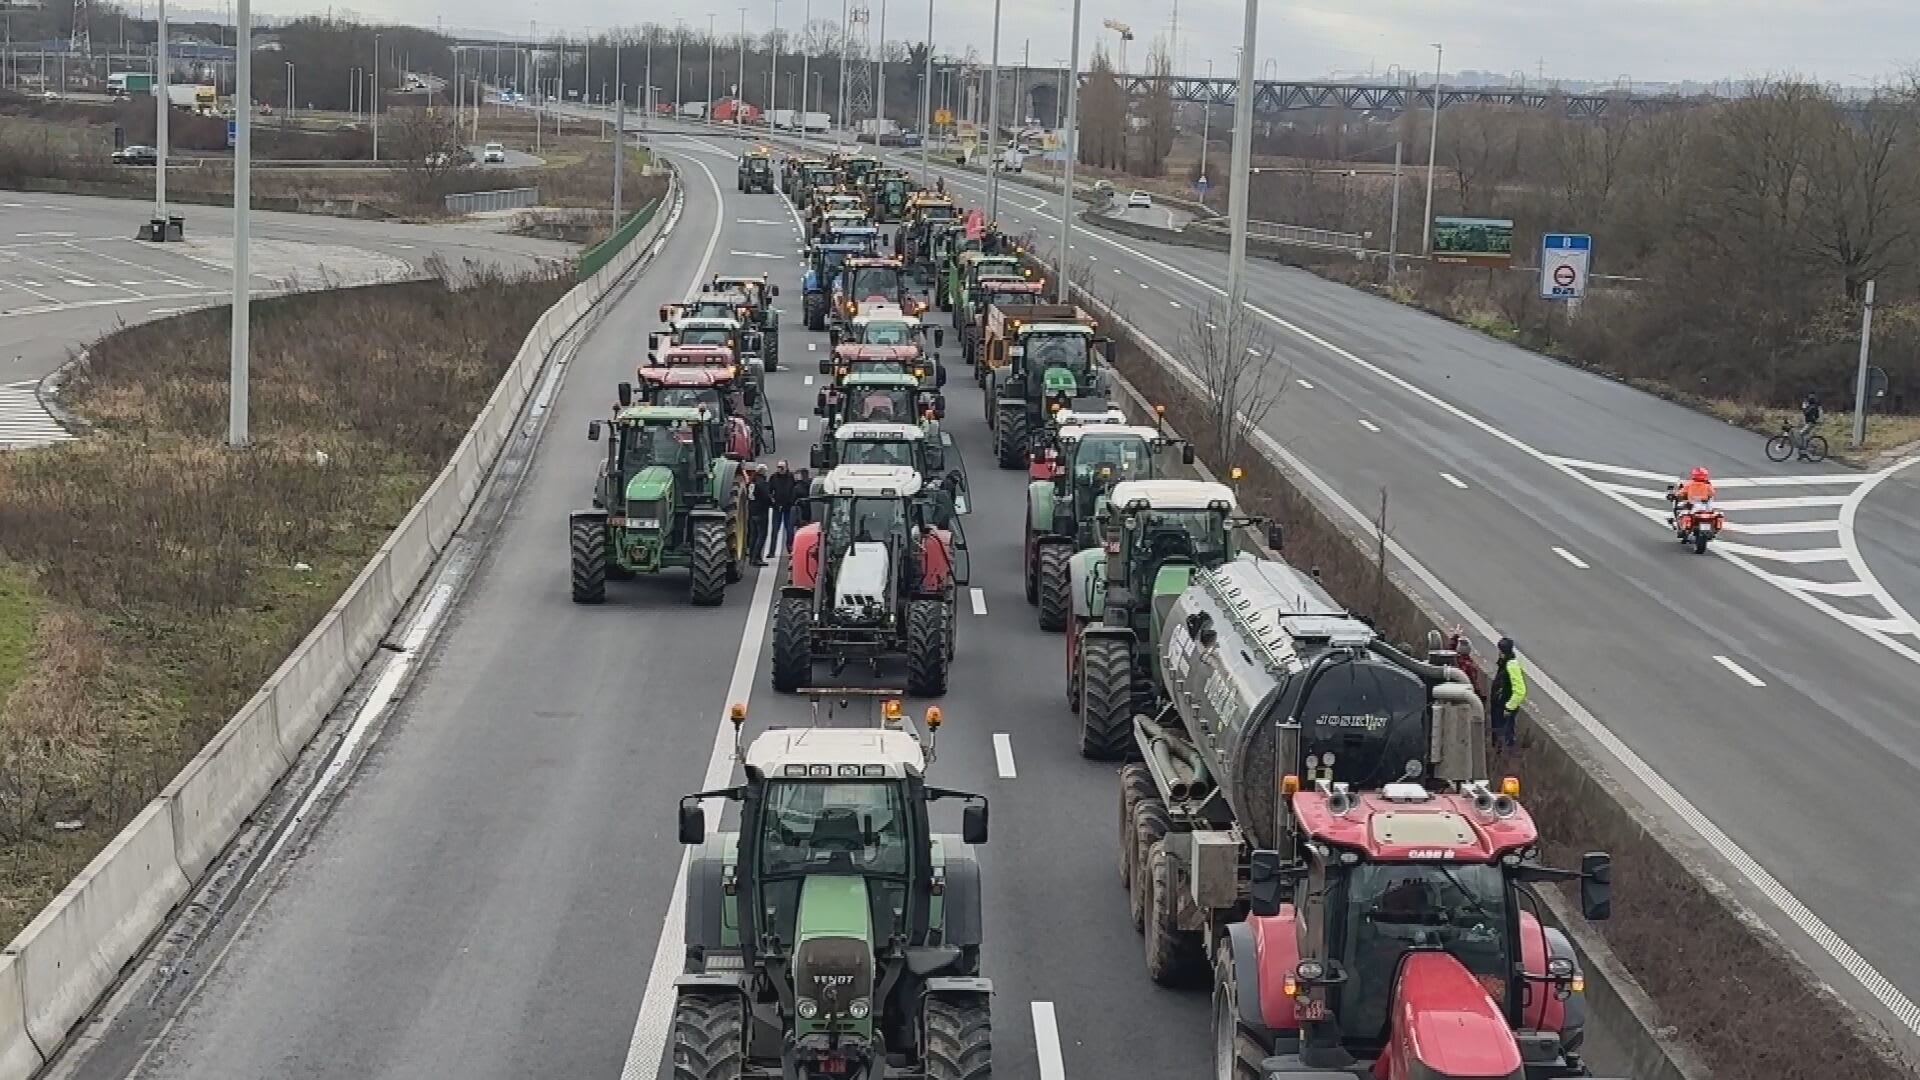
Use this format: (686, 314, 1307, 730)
(746, 464, 771, 567)
(793, 468, 814, 525)
(1489, 637, 1527, 749)
(1797, 393, 1824, 460)
(766, 460, 799, 559)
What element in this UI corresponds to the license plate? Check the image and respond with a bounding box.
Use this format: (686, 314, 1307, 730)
(1296, 999, 1329, 1022)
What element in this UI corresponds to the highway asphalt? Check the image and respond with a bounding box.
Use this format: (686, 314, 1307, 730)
(44, 133, 1643, 1080)
(0, 190, 575, 447)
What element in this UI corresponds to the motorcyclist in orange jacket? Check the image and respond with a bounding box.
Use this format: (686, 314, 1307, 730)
(1667, 467, 1716, 533)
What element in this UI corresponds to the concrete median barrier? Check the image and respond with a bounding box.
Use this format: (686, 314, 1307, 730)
(0, 956, 41, 1080)
(336, 552, 400, 661)
(7, 801, 189, 1055)
(269, 613, 353, 759)
(164, 692, 289, 883)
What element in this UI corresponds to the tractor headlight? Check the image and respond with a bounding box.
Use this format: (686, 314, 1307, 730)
(796, 997, 820, 1019)
(633, 518, 661, 530)
(847, 998, 871, 1020)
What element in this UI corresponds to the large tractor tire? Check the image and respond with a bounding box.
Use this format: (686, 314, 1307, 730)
(689, 520, 730, 607)
(905, 598, 951, 697)
(725, 516, 745, 584)
(1036, 544, 1070, 633)
(670, 993, 746, 1080)
(570, 517, 608, 604)
(1145, 838, 1209, 988)
(993, 407, 1028, 470)
(923, 996, 991, 1080)
(1118, 763, 1156, 890)
(771, 596, 813, 692)
(1129, 798, 1170, 933)
(805, 295, 827, 332)
(1079, 635, 1135, 761)
(1213, 949, 1272, 1080)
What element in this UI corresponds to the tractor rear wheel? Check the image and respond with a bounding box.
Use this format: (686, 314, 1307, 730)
(570, 518, 608, 604)
(670, 993, 746, 1080)
(1146, 839, 1209, 988)
(905, 598, 951, 697)
(689, 520, 730, 607)
(771, 596, 813, 692)
(994, 407, 1028, 469)
(1036, 544, 1070, 632)
(923, 996, 991, 1080)
(1079, 635, 1134, 760)
(1213, 949, 1271, 1080)
(1130, 798, 1170, 933)
(1118, 763, 1156, 889)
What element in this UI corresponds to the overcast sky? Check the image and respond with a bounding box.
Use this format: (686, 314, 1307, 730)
(312, 0, 1915, 87)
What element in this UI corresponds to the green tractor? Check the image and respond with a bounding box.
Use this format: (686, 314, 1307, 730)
(570, 405, 748, 607)
(738, 149, 776, 193)
(1065, 479, 1280, 759)
(1025, 420, 1191, 632)
(981, 305, 1114, 469)
(871, 171, 914, 223)
(947, 253, 1027, 330)
(671, 690, 992, 1080)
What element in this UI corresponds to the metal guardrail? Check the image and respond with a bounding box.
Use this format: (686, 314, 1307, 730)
(1190, 217, 1367, 251)
(445, 187, 541, 214)
(578, 197, 663, 280)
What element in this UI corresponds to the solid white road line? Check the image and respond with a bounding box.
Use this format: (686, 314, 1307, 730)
(1550, 546, 1590, 569)
(992, 733, 1017, 779)
(969, 587, 987, 616)
(1033, 1001, 1067, 1080)
(1714, 655, 1768, 687)
(1714, 543, 1848, 565)
(1715, 494, 1850, 512)
(1441, 472, 1469, 489)
(1357, 419, 1381, 433)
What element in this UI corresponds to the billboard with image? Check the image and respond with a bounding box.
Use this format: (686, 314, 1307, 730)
(1430, 216, 1514, 266)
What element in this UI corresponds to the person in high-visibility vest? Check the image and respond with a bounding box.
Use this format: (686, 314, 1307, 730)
(1489, 636, 1527, 749)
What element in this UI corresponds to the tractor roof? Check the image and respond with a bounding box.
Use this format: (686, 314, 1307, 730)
(835, 421, 926, 441)
(983, 280, 1048, 293)
(1110, 479, 1237, 513)
(836, 344, 919, 361)
(1054, 405, 1131, 427)
(656, 345, 736, 366)
(1021, 321, 1094, 335)
(823, 463, 925, 497)
(846, 255, 904, 267)
(745, 727, 926, 779)
(640, 366, 729, 386)
(1060, 423, 1159, 444)
(853, 309, 917, 327)
(674, 316, 741, 330)
(1290, 785, 1539, 863)
(839, 372, 920, 388)
(615, 404, 708, 424)
(694, 289, 749, 306)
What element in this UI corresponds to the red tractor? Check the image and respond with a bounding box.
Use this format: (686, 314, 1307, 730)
(1214, 780, 1617, 1080)
(621, 367, 759, 460)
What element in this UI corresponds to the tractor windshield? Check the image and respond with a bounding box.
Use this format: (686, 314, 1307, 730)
(1073, 436, 1154, 481)
(848, 387, 918, 423)
(849, 266, 902, 301)
(655, 387, 722, 412)
(983, 289, 1036, 309)
(827, 496, 908, 550)
(1024, 332, 1090, 375)
(622, 422, 695, 474)
(756, 779, 914, 945)
(820, 251, 851, 282)
(921, 204, 957, 221)
(1134, 509, 1228, 571)
(840, 438, 920, 469)
(1332, 862, 1512, 1045)
(680, 327, 733, 347)
(749, 157, 770, 173)
(861, 321, 914, 345)
(691, 302, 737, 320)
(848, 359, 910, 379)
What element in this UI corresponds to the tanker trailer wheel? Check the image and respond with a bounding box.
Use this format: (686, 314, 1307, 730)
(1036, 544, 1070, 632)
(1118, 763, 1156, 889)
(771, 596, 814, 692)
(905, 598, 952, 697)
(670, 993, 746, 1080)
(1129, 798, 1170, 933)
(689, 520, 730, 607)
(1212, 950, 1271, 1080)
(1079, 635, 1134, 760)
(922, 996, 991, 1080)
(570, 516, 608, 604)
(1145, 838, 1208, 988)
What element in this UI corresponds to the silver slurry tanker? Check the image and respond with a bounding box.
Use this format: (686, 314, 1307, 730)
(1121, 555, 1489, 983)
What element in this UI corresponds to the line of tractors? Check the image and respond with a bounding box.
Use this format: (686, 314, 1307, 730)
(632, 147, 1629, 1080)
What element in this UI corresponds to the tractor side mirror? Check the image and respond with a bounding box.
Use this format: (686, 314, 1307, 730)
(1181, 444, 1196, 465)
(743, 384, 760, 406)
(961, 801, 989, 845)
(1247, 849, 1293, 917)
(1580, 852, 1613, 921)
(1099, 338, 1117, 366)
(936, 364, 948, 389)
(617, 381, 633, 407)
(587, 419, 602, 441)
(677, 800, 706, 845)
(819, 355, 833, 374)
(1266, 523, 1285, 551)
(829, 327, 842, 347)
(809, 443, 828, 470)
(771, 284, 781, 296)
(658, 304, 670, 322)
(934, 327, 946, 348)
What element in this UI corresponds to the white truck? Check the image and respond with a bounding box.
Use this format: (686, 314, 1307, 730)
(999, 144, 1025, 172)
(167, 83, 216, 115)
(769, 108, 800, 130)
(802, 111, 830, 133)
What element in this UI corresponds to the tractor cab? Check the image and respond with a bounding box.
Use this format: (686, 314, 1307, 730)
(959, 278, 1049, 363)
(823, 224, 884, 256)
(833, 309, 946, 375)
(650, 317, 765, 381)
(811, 422, 968, 518)
(710, 274, 783, 371)
(625, 367, 765, 461)
(826, 344, 943, 406)
(1025, 427, 1193, 629)
(1070, 480, 1255, 641)
(738, 148, 776, 193)
(815, 206, 870, 241)
(671, 290, 752, 325)
(1232, 781, 1614, 1079)
(843, 154, 880, 188)
(817, 371, 935, 430)
(672, 691, 991, 1079)
(832, 257, 923, 331)
(803, 242, 875, 331)
(872, 173, 913, 222)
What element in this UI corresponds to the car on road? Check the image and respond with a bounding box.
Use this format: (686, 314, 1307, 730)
(1127, 190, 1153, 209)
(111, 145, 158, 166)
(901, 130, 923, 147)
(482, 142, 507, 163)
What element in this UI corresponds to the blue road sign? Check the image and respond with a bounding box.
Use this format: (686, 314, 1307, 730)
(1539, 233, 1593, 301)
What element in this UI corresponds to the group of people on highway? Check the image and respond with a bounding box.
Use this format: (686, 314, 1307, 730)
(744, 461, 813, 566)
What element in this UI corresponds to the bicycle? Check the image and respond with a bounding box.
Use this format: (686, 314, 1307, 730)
(1765, 419, 1829, 463)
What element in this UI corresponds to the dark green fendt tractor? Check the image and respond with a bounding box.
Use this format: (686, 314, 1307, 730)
(571, 405, 747, 607)
(672, 692, 993, 1080)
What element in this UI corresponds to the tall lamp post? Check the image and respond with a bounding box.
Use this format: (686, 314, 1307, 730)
(154, 0, 168, 229)
(984, 0, 1001, 221)
(918, 0, 933, 183)
(1223, 0, 1257, 316)
(230, 0, 252, 445)
(1052, 0, 1082, 303)
(1420, 42, 1442, 254)
(371, 33, 380, 161)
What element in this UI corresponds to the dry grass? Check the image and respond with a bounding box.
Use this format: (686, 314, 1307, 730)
(0, 262, 568, 939)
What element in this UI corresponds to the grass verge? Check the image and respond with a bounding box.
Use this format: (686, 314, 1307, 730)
(0, 261, 569, 940)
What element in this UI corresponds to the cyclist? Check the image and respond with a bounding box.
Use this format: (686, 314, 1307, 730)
(1797, 393, 1823, 460)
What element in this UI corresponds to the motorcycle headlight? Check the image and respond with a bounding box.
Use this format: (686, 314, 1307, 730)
(796, 997, 819, 1019)
(847, 998, 871, 1020)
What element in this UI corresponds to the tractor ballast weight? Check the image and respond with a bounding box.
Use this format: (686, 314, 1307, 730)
(671, 691, 993, 1080)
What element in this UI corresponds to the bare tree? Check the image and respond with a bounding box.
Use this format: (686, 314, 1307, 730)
(1078, 49, 1127, 170)
(1183, 298, 1289, 468)
(387, 107, 469, 206)
(1140, 43, 1174, 176)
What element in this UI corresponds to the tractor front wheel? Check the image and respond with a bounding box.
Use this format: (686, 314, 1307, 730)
(771, 596, 813, 692)
(994, 407, 1028, 469)
(905, 598, 951, 697)
(670, 993, 746, 1080)
(1036, 544, 1070, 633)
(570, 518, 608, 604)
(1079, 634, 1134, 760)
(923, 996, 991, 1080)
(689, 520, 730, 607)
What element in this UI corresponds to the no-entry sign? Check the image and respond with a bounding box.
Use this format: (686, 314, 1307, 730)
(1540, 233, 1591, 301)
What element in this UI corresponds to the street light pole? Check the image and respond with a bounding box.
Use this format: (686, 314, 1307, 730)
(230, 0, 251, 446)
(284, 60, 292, 120)
(1223, 0, 1257, 316)
(676, 21, 684, 111)
(1198, 57, 1211, 185)
(799, 0, 811, 146)
(1420, 42, 1441, 254)
(918, 0, 932, 183)
(1053, 0, 1082, 304)
(984, 0, 1000, 221)
(771, 0, 781, 127)
(707, 14, 717, 121)
(738, 7, 747, 123)
(875, 0, 886, 131)
(613, 44, 623, 215)
(371, 32, 380, 161)
(154, 0, 167, 223)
